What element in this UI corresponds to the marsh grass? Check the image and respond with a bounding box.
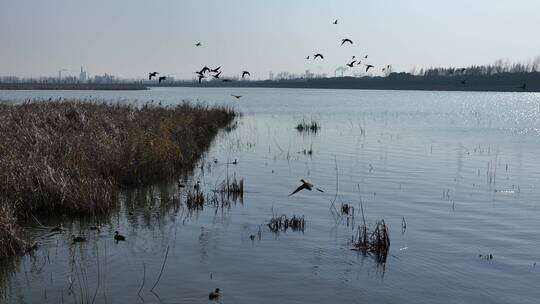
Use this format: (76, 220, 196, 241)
(295, 118, 320, 133)
(0, 100, 236, 256)
(352, 220, 390, 264)
(268, 214, 305, 233)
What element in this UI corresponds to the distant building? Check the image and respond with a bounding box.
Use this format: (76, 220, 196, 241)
(268, 71, 274, 80)
(79, 66, 87, 83)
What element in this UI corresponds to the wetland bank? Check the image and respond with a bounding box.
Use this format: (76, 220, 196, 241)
(0, 87, 539, 303)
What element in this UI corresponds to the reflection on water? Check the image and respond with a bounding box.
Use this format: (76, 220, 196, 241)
(1, 88, 540, 303)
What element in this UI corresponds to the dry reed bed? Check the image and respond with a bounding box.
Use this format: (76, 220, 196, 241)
(0, 100, 236, 258)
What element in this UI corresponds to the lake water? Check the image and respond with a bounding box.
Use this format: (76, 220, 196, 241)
(1, 88, 540, 303)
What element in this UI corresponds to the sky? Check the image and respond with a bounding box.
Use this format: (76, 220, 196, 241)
(1, 0, 540, 80)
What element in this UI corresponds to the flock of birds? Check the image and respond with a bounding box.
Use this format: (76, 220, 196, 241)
(145, 18, 530, 101)
(306, 19, 392, 74)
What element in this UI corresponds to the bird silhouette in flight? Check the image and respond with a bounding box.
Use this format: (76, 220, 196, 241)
(195, 42, 202, 47)
(364, 55, 368, 59)
(200, 66, 210, 74)
(306, 55, 310, 60)
(210, 66, 221, 73)
(212, 71, 221, 79)
(149, 72, 159, 80)
(158, 76, 167, 83)
(352, 56, 356, 59)
(341, 38, 353, 46)
(242, 71, 250, 78)
(198, 74, 205, 83)
(346, 60, 356, 68)
(333, 19, 338, 24)
(520, 83, 527, 90)
(313, 53, 324, 59)
(289, 179, 324, 196)
(365, 65, 374, 72)
(460, 79, 466, 85)
(194, 71, 204, 77)
(231, 94, 242, 99)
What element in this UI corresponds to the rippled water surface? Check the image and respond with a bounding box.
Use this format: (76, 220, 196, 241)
(1, 88, 540, 303)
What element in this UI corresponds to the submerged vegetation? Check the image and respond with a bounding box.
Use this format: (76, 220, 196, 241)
(0, 100, 236, 257)
(296, 118, 320, 133)
(268, 214, 305, 233)
(352, 219, 390, 264)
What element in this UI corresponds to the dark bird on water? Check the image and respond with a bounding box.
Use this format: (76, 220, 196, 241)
(242, 71, 250, 78)
(231, 94, 242, 99)
(520, 83, 527, 90)
(210, 66, 221, 73)
(72, 235, 86, 243)
(158, 76, 167, 83)
(148, 72, 159, 80)
(209, 288, 220, 300)
(195, 42, 202, 47)
(365, 65, 374, 72)
(289, 179, 324, 196)
(341, 38, 353, 46)
(346, 60, 356, 68)
(313, 53, 324, 60)
(114, 231, 126, 241)
(212, 71, 222, 79)
(333, 19, 338, 24)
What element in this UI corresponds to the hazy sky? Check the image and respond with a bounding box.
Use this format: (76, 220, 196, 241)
(1, 0, 539, 79)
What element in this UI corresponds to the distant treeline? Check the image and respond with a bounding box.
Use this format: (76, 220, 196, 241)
(163, 71, 540, 92)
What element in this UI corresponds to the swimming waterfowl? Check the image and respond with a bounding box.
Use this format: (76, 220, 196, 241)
(289, 179, 324, 196)
(114, 231, 126, 241)
(209, 288, 220, 300)
(72, 235, 86, 243)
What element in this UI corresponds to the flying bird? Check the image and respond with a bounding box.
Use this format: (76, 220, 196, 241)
(158, 76, 166, 83)
(364, 55, 368, 59)
(365, 65, 374, 72)
(346, 60, 356, 68)
(352, 56, 356, 59)
(231, 94, 242, 99)
(289, 179, 324, 196)
(242, 71, 250, 78)
(341, 38, 353, 46)
(212, 71, 222, 79)
(200, 66, 210, 74)
(195, 42, 202, 47)
(148, 72, 159, 80)
(198, 74, 205, 83)
(333, 19, 338, 24)
(306, 56, 310, 60)
(313, 53, 324, 59)
(210, 66, 221, 73)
